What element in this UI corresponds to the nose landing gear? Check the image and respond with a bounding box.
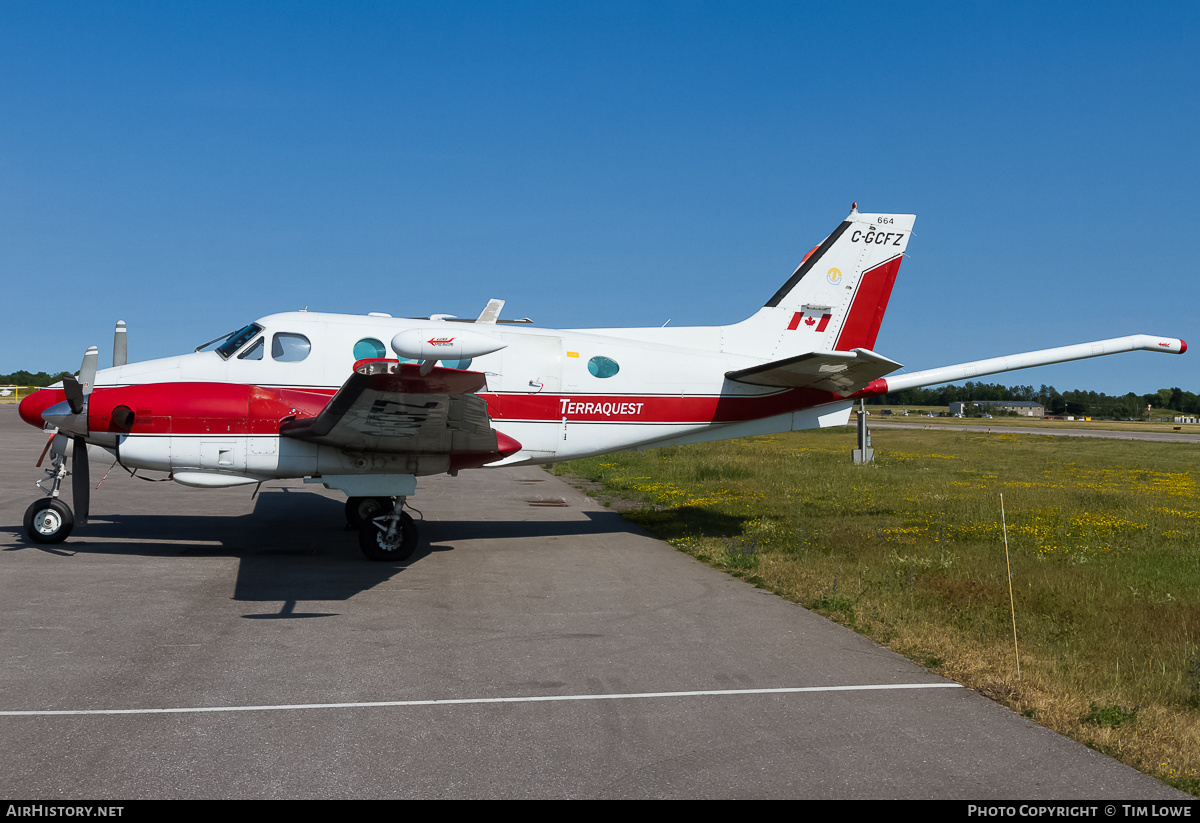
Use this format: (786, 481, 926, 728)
(24, 435, 77, 545)
(24, 498, 74, 544)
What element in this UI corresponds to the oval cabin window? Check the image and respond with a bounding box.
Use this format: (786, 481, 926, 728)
(354, 338, 386, 360)
(587, 356, 620, 378)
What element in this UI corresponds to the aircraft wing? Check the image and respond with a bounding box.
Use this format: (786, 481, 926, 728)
(725, 349, 904, 396)
(279, 360, 504, 454)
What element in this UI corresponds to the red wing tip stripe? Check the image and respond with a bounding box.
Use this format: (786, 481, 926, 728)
(495, 431, 522, 455)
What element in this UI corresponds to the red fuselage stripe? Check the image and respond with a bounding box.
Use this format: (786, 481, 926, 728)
(19, 382, 844, 436)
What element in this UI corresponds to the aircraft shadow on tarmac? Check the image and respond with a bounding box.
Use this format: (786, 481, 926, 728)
(2, 486, 652, 619)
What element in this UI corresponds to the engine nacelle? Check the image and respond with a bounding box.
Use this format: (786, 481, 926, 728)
(391, 329, 506, 362)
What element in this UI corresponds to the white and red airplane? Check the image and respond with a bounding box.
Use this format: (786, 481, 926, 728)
(17, 207, 1186, 559)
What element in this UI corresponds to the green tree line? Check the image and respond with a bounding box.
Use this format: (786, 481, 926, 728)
(867, 381, 1197, 418)
(0, 371, 67, 388)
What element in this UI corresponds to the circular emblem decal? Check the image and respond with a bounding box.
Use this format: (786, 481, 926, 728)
(826, 267, 843, 285)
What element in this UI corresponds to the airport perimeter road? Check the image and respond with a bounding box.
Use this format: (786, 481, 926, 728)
(0, 407, 1189, 800)
(869, 420, 1200, 443)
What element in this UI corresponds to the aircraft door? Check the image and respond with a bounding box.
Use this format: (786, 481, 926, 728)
(497, 334, 562, 394)
(487, 334, 562, 459)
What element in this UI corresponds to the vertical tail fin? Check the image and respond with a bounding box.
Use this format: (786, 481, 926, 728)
(724, 209, 916, 358)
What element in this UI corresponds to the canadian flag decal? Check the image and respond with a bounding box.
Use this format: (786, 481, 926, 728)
(788, 308, 832, 332)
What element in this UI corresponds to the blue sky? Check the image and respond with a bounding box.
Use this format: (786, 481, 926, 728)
(2, 1, 1197, 395)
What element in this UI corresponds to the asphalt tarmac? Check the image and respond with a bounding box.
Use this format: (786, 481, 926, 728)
(0, 407, 1189, 799)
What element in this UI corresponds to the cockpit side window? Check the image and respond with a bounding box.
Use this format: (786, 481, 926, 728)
(272, 332, 311, 362)
(213, 323, 264, 359)
(238, 337, 264, 361)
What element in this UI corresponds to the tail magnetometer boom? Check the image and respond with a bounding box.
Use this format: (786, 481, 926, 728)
(854, 334, 1186, 399)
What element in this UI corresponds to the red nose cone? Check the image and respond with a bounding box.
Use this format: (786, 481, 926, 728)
(1181, 339, 1188, 354)
(18, 388, 65, 429)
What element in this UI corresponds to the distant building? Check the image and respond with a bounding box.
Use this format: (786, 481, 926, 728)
(949, 400, 1045, 418)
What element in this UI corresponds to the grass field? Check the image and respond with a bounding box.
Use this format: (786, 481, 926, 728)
(868, 407, 1200, 434)
(553, 426, 1200, 796)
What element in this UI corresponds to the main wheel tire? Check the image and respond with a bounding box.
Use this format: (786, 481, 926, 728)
(358, 511, 418, 562)
(24, 498, 74, 545)
(345, 496, 396, 529)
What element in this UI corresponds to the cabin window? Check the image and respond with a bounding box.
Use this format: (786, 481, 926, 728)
(238, 338, 264, 360)
(587, 356, 619, 378)
(353, 338, 386, 360)
(272, 332, 311, 362)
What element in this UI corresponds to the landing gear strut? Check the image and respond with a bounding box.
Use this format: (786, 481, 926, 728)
(24, 436, 75, 545)
(358, 498, 418, 561)
(344, 496, 397, 529)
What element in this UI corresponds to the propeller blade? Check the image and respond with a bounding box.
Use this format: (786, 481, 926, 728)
(79, 346, 98, 395)
(62, 376, 85, 416)
(62, 345, 99, 419)
(113, 321, 127, 367)
(72, 436, 89, 524)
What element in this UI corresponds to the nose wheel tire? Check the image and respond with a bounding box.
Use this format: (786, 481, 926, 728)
(345, 496, 397, 529)
(24, 498, 75, 545)
(359, 511, 418, 561)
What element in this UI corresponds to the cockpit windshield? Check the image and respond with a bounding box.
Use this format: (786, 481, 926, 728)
(216, 324, 264, 358)
(195, 323, 265, 359)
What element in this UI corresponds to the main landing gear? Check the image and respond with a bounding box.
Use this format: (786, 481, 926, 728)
(344, 496, 395, 529)
(346, 496, 418, 562)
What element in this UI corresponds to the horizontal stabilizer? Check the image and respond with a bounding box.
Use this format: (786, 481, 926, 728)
(726, 348, 904, 395)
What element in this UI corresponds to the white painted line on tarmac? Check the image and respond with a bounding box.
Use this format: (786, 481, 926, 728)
(0, 682, 962, 717)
